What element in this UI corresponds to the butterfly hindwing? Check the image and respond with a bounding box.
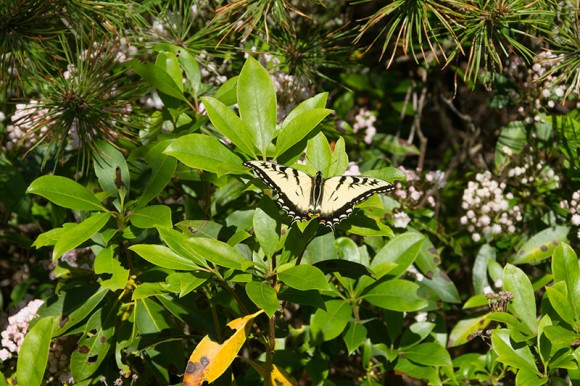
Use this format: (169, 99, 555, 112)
(244, 160, 313, 223)
(244, 160, 395, 230)
(317, 175, 395, 229)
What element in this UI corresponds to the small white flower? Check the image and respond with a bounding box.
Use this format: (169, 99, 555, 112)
(393, 212, 411, 229)
(572, 214, 580, 226)
(472, 233, 481, 242)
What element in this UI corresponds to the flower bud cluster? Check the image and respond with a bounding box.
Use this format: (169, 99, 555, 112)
(352, 108, 377, 145)
(0, 299, 44, 361)
(5, 101, 50, 150)
(460, 171, 523, 242)
(559, 190, 580, 238)
(392, 166, 446, 229)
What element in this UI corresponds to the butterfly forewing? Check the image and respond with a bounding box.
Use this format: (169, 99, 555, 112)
(244, 160, 313, 223)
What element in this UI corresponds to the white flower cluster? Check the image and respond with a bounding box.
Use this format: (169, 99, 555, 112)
(460, 171, 523, 242)
(5, 100, 50, 150)
(0, 299, 44, 361)
(392, 166, 446, 229)
(352, 108, 377, 145)
(560, 190, 580, 238)
(502, 147, 560, 193)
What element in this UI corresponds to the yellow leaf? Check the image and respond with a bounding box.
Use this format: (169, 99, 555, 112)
(247, 359, 299, 386)
(183, 310, 263, 386)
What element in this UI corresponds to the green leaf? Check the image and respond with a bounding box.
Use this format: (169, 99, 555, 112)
(52, 212, 111, 261)
(201, 96, 256, 157)
(503, 264, 537, 334)
(54, 286, 109, 336)
(281, 92, 328, 126)
(344, 322, 368, 354)
(130, 205, 173, 229)
(214, 76, 238, 105)
(329, 137, 349, 177)
(472, 244, 496, 294)
(238, 57, 277, 156)
(70, 307, 115, 381)
(278, 265, 331, 291)
(157, 227, 207, 267)
(164, 133, 246, 177)
(402, 342, 453, 367)
(492, 329, 540, 375)
(93, 139, 130, 194)
(278, 288, 326, 309)
(421, 268, 460, 303)
(94, 247, 129, 291)
(495, 121, 527, 171)
(364, 279, 427, 311)
(552, 243, 580, 317)
(253, 207, 280, 258)
(165, 272, 209, 297)
(275, 108, 333, 158)
(17, 317, 55, 386)
(314, 259, 374, 279)
(136, 140, 177, 207)
(394, 358, 440, 385)
(153, 43, 201, 95)
(306, 132, 332, 175)
(156, 51, 184, 92)
(512, 226, 569, 264)
(546, 282, 577, 327)
(134, 298, 171, 334)
(188, 237, 252, 271)
(245, 281, 279, 317)
(130, 244, 199, 270)
(27, 175, 105, 211)
(310, 299, 351, 343)
(370, 232, 425, 278)
(125, 58, 187, 102)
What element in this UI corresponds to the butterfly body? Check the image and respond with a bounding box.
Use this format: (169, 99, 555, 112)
(244, 160, 394, 230)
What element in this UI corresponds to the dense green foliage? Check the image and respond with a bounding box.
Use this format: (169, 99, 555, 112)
(1, 0, 579, 385)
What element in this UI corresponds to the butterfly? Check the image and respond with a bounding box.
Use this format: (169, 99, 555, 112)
(244, 160, 395, 230)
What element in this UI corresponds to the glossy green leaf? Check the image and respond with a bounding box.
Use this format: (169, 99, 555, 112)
(472, 244, 496, 294)
(492, 329, 540, 375)
(364, 279, 427, 311)
(370, 232, 425, 278)
(314, 259, 374, 279)
(188, 236, 252, 271)
(93, 140, 130, 194)
(447, 314, 490, 347)
(130, 205, 172, 229)
(53, 212, 111, 261)
(503, 264, 537, 334)
(303, 232, 338, 264)
(399, 322, 436, 349)
(515, 369, 547, 386)
(27, 175, 105, 211)
(165, 272, 210, 297)
(125, 58, 186, 102)
(17, 317, 54, 386)
(70, 307, 115, 381)
(306, 132, 332, 175)
(421, 268, 461, 303)
(402, 342, 453, 367)
(54, 286, 109, 336)
(201, 96, 256, 157)
(344, 322, 368, 354)
(157, 227, 207, 267)
(495, 121, 527, 171)
(156, 51, 183, 92)
(238, 57, 277, 156)
(154, 43, 201, 95)
(136, 140, 177, 207)
(245, 281, 279, 317)
(335, 237, 362, 263)
(394, 358, 440, 385)
(214, 76, 238, 105)
(281, 92, 328, 127)
(130, 244, 199, 270)
(134, 297, 171, 334)
(275, 108, 333, 158)
(164, 133, 246, 177)
(133, 282, 171, 299)
(546, 282, 576, 327)
(487, 312, 532, 337)
(552, 243, 580, 317)
(94, 246, 129, 291)
(278, 288, 326, 309)
(253, 207, 280, 258)
(310, 299, 351, 343)
(278, 265, 331, 291)
(512, 226, 569, 264)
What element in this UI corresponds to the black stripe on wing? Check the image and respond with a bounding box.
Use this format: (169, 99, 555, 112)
(244, 161, 312, 223)
(318, 176, 395, 230)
